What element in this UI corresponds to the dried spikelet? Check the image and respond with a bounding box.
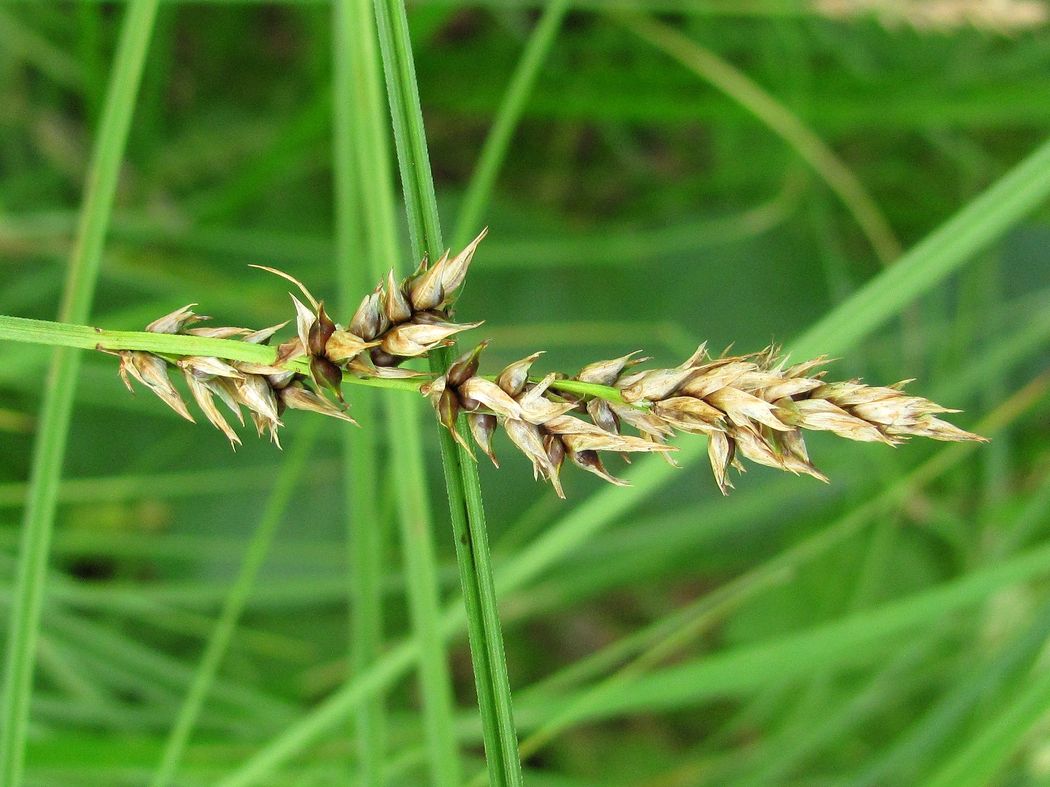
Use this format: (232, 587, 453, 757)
(350, 286, 387, 341)
(118, 351, 195, 423)
(114, 300, 358, 446)
(138, 234, 491, 444)
(183, 369, 241, 447)
(469, 413, 499, 467)
(279, 381, 358, 425)
(814, 0, 1048, 33)
(146, 304, 207, 335)
(251, 231, 488, 376)
(380, 320, 482, 358)
(426, 344, 676, 497)
(606, 345, 984, 494)
(176, 357, 244, 380)
(404, 230, 488, 311)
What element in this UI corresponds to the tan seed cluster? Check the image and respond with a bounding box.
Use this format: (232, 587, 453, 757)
(425, 342, 985, 497)
(109, 230, 984, 497)
(111, 231, 487, 448)
(423, 345, 673, 498)
(255, 229, 487, 396)
(114, 305, 353, 449)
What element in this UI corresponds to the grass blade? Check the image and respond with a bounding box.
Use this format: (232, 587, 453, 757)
(923, 645, 1050, 787)
(451, 0, 570, 249)
(372, 1, 523, 783)
(858, 600, 1050, 786)
(0, 3, 159, 783)
(619, 11, 901, 265)
(149, 422, 321, 787)
(342, 0, 461, 782)
(791, 135, 1050, 359)
(526, 537, 1050, 724)
(333, 2, 388, 781)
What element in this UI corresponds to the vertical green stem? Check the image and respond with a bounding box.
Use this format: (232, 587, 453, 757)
(372, 1, 524, 784)
(0, 2, 159, 784)
(333, 3, 388, 782)
(342, 1, 462, 783)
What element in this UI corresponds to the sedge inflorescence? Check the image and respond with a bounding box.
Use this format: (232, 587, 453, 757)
(111, 230, 985, 496)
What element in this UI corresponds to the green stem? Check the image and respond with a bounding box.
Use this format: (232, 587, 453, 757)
(345, 0, 462, 782)
(149, 422, 321, 787)
(333, 1, 389, 779)
(0, 315, 639, 413)
(450, 0, 569, 249)
(0, 3, 159, 784)
(0, 315, 415, 392)
(372, 1, 524, 784)
(617, 10, 901, 265)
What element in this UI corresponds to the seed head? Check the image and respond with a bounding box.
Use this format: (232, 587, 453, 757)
(379, 320, 482, 358)
(497, 352, 544, 397)
(325, 330, 379, 363)
(279, 382, 357, 425)
(383, 270, 413, 324)
(175, 356, 244, 380)
(469, 413, 499, 467)
(307, 301, 337, 357)
(114, 232, 983, 493)
(578, 351, 645, 386)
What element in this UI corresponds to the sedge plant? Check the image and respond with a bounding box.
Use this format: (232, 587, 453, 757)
(3, 4, 1050, 786)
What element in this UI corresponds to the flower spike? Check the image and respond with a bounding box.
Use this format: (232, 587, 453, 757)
(108, 230, 983, 492)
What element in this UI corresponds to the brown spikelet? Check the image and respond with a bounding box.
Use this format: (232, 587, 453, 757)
(114, 300, 359, 446)
(183, 369, 241, 448)
(425, 344, 676, 497)
(119, 351, 195, 423)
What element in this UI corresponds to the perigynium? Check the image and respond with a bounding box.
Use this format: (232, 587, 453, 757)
(110, 231, 985, 496)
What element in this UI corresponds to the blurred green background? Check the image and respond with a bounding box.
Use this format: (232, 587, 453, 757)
(2, 2, 1050, 785)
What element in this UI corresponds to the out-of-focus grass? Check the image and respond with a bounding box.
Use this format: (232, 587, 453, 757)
(1, 2, 159, 784)
(1, 4, 1049, 785)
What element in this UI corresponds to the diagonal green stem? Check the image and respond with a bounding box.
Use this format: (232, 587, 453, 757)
(149, 422, 321, 787)
(791, 136, 1050, 359)
(450, 0, 570, 249)
(616, 10, 902, 265)
(372, 1, 524, 784)
(0, 3, 159, 784)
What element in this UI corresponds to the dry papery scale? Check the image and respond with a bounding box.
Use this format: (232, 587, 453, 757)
(110, 230, 985, 497)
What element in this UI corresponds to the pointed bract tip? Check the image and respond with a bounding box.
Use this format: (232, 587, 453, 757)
(249, 264, 319, 309)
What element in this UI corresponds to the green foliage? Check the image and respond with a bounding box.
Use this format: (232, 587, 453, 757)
(1, 3, 1049, 786)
